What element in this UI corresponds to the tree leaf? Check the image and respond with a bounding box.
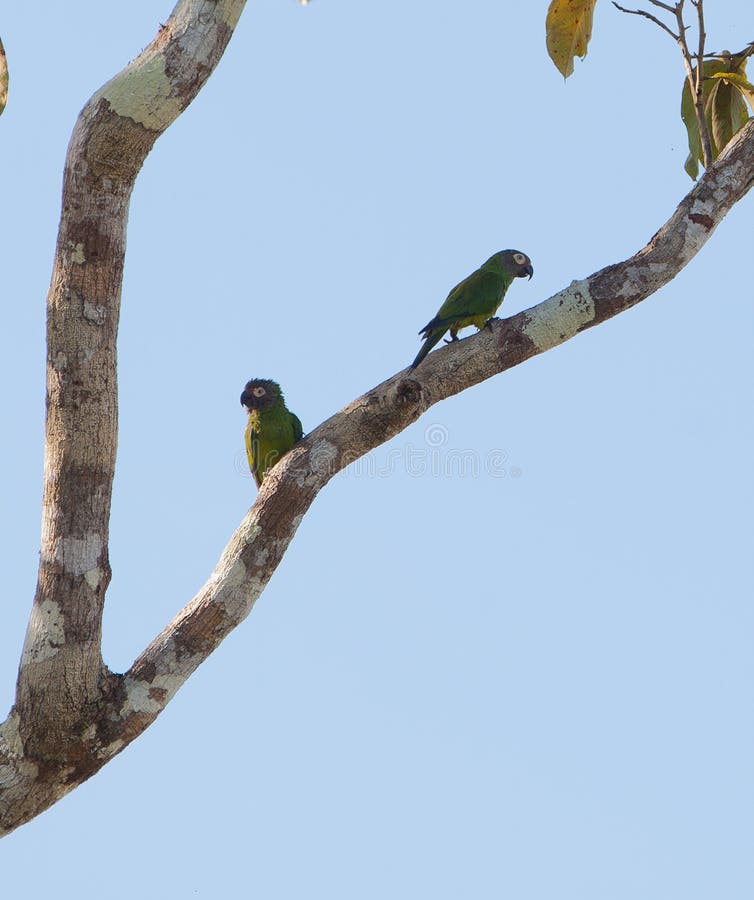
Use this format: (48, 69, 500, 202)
(709, 70, 754, 113)
(681, 72, 704, 179)
(705, 72, 750, 158)
(0, 38, 7, 117)
(546, 0, 598, 79)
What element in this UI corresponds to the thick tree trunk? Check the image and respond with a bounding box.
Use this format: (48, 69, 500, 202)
(1, 1, 753, 836)
(1, 0, 246, 836)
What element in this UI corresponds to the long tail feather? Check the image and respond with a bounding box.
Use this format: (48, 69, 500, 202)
(410, 329, 445, 369)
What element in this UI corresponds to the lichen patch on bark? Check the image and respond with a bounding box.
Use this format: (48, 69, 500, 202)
(84, 568, 103, 591)
(21, 600, 66, 663)
(0, 711, 25, 759)
(122, 671, 184, 717)
(95, 55, 181, 132)
(67, 242, 86, 264)
(521, 281, 595, 352)
(309, 439, 339, 480)
(83, 300, 108, 325)
(54, 533, 104, 576)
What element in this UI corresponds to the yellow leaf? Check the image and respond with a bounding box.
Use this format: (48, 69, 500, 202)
(546, 0, 598, 79)
(709, 70, 754, 113)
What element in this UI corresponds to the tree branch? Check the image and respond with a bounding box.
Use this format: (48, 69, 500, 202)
(4, 0, 247, 829)
(648, 0, 677, 12)
(121, 120, 754, 715)
(79, 116, 754, 809)
(612, 2, 679, 41)
(676, 0, 713, 167)
(691, 3, 712, 165)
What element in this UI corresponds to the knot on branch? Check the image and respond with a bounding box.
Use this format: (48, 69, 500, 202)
(396, 378, 422, 406)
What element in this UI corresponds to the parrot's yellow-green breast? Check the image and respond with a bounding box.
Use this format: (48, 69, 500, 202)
(240, 378, 304, 488)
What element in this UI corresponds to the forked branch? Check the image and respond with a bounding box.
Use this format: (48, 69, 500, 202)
(2, 0, 754, 839)
(3, 112, 752, 836)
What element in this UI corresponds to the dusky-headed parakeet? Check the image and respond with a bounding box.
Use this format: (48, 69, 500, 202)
(240, 379, 303, 487)
(410, 249, 533, 369)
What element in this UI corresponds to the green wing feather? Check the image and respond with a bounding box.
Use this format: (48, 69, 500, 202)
(246, 407, 304, 487)
(409, 249, 532, 369)
(429, 269, 507, 327)
(290, 412, 304, 443)
(411, 270, 509, 369)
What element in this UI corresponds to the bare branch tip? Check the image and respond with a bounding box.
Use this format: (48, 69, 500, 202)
(612, 3, 680, 40)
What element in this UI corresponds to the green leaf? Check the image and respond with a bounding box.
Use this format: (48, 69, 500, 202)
(681, 80, 703, 181)
(709, 70, 754, 112)
(705, 67, 751, 157)
(706, 78, 730, 156)
(683, 151, 699, 181)
(546, 0, 598, 79)
(0, 38, 7, 117)
(681, 73, 703, 179)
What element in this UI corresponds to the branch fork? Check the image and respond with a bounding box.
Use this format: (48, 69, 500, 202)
(2, 0, 754, 837)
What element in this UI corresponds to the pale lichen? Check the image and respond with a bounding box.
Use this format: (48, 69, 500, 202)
(122, 641, 204, 718)
(522, 280, 595, 352)
(310, 439, 339, 479)
(55, 533, 103, 576)
(225, 558, 247, 588)
(83, 300, 107, 325)
(93, 0, 244, 131)
(21, 600, 66, 663)
(68, 242, 86, 264)
(84, 568, 102, 591)
(0, 711, 25, 758)
(93, 54, 181, 132)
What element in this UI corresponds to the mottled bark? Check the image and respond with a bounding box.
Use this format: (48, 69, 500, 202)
(1, 2, 753, 837)
(2, 0, 246, 835)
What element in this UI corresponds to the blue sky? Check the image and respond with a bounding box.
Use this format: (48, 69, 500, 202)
(1, 1, 753, 897)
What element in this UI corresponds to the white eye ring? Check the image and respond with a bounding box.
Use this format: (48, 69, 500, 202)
(252, 387, 266, 397)
(513, 253, 526, 265)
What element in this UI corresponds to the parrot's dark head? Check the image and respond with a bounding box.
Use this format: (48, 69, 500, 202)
(240, 378, 283, 412)
(504, 249, 534, 280)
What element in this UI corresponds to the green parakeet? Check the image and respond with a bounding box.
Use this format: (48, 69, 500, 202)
(240, 379, 304, 487)
(410, 249, 534, 370)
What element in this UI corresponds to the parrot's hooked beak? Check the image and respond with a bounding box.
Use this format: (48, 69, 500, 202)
(523, 264, 534, 280)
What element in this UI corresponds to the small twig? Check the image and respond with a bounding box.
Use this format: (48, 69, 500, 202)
(648, 0, 677, 13)
(692, 2, 707, 120)
(614, 0, 714, 172)
(675, 0, 713, 166)
(612, 3, 678, 40)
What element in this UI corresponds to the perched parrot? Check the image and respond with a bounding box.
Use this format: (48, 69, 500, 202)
(410, 249, 534, 370)
(240, 379, 304, 487)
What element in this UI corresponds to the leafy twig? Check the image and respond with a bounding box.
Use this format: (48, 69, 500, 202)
(683, 0, 713, 166)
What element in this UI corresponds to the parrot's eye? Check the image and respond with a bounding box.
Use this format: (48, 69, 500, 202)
(513, 253, 527, 265)
(252, 387, 266, 398)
